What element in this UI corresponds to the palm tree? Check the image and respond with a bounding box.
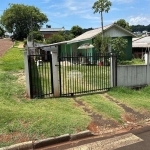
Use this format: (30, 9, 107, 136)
(92, 0, 112, 38)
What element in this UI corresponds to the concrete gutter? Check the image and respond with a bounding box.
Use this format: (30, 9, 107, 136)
(0, 130, 93, 150)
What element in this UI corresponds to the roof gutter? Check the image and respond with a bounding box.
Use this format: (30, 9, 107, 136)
(67, 37, 93, 44)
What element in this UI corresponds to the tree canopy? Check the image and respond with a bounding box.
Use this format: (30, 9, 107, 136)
(46, 33, 65, 44)
(1, 4, 48, 40)
(28, 31, 44, 41)
(92, 0, 112, 37)
(70, 25, 83, 37)
(115, 19, 132, 31)
(111, 37, 128, 61)
(94, 34, 111, 54)
(46, 31, 74, 44)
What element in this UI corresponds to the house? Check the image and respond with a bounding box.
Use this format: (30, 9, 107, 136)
(40, 25, 65, 39)
(132, 36, 150, 59)
(60, 23, 136, 61)
(37, 23, 136, 62)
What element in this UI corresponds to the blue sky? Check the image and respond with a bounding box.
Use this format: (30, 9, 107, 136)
(0, 0, 150, 30)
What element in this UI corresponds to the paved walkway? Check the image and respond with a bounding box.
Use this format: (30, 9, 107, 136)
(67, 133, 143, 150)
(18, 43, 24, 48)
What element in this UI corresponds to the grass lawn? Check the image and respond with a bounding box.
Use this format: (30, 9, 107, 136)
(0, 42, 91, 147)
(76, 94, 124, 123)
(60, 65, 110, 95)
(1, 42, 150, 148)
(108, 86, 150, 112)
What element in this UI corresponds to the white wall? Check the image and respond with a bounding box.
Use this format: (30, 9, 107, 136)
(104, 26, 130, 37)
(117, 65, 149, 87)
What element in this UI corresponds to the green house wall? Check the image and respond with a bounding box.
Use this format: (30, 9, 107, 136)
(60, 39, 93, 56)
(111, 36, 132, 60)
(60, 36, 132, 60)
(123, 36, 132, 60)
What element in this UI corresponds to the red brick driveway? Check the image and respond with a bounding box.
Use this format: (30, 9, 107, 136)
(0, 38, 13, 57)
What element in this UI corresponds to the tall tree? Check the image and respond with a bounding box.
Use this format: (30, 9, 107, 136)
(70, 25, 83, 37)
(116, 19, 132, 31)
(92, 0, 112, 37)
(1, 4, 48, 40)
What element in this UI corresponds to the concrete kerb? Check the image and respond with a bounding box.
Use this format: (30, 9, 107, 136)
(33, 134, 70, 149)
(0, 130, 94, 150)
(0, 141, 33, 150)
(70, 130, 93, 141)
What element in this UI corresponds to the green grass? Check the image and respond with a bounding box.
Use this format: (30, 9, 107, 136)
(1, 42, 150, 148)
(0, 44, 91, 147)
(13, 40, 21, 47)
(119, 58, 144, 65)
(0, 70, 90, 147)
(60, 65, 110, 95)
(108, 86, 150, 112)
(77, 94, 124, 123)
(0, 47, 24, 71)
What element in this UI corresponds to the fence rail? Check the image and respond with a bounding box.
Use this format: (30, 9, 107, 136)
(26, 52, 117, 98)
(59, 53, 111, 96)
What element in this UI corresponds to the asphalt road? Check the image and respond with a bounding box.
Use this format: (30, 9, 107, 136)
(118, 127, 150, 150)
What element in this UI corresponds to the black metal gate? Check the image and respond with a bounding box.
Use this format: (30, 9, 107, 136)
(59, 53, 111, 96)
(28, 54, 53, 98)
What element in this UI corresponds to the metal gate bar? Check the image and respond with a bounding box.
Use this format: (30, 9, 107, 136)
(28, 54, 53, 98)
(59, 53, 111, 96)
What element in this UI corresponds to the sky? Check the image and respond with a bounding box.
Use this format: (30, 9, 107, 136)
(0, 0, 150, 30)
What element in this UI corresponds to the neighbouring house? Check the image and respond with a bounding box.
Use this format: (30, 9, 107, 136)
(132, 36, 150, 59)
(36, 23, 136, 62)
(60, 23, 136, 61)
(40, 25, 65, 39)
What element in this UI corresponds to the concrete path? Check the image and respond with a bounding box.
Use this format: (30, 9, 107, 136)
(37, 126, 150, 150)
(18, 43, 24, 48)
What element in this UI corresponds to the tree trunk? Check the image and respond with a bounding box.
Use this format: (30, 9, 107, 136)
(101, 11, 104, 38)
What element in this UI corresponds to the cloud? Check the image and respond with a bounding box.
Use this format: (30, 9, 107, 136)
(42, 0, 51, 3)
(129, 15, 150, 25)
(111, 0, 134, 3)
(82, 14, 99, 20)
(111, 7, 121, 11)
(64, 0, 93, 11)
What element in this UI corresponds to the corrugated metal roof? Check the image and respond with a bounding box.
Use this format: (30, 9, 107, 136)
(68, 23, 136, 44)
(36, 41, 68, 48)
(40, 28, 65, 32)
(132, 36, 150, 48)
(68, 24, 111, 44)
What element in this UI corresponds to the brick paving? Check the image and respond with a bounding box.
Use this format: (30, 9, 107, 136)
(0, 38, 13, 57)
